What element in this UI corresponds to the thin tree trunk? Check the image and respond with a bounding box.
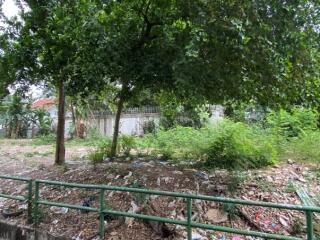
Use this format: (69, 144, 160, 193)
(55, 80, 66, 165)
(110, 96, 125, 157)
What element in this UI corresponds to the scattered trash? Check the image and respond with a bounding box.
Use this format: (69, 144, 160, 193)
(191, 232, 203, 240)
(204, 209, 228, 223)
(124, 171, 132, 179)
(232, 236, 244, 240)
(2, 207, 24, 218)
(217, 234, 225, 240)
(50, 206, 69, 214)
(278, 215, 289, 227)
(194, 172, 209, 180)
(131, 162, 144, 169)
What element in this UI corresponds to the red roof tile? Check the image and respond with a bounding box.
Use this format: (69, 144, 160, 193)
(32, 98, 56, 109)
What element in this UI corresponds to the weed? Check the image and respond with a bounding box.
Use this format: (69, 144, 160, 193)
(285, 181, 296, 193)
(119, 135, 136, 156)
(221, 203, 238, 220)
(227, 172, 247, 195)
(291, 219, 304, 235)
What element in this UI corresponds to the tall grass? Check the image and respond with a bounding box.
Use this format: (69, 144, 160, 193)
(140, 120, 279, 169)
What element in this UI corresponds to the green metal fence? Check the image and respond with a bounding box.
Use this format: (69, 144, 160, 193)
(0, 175, 33, 223)
(1, 175, 319, 240)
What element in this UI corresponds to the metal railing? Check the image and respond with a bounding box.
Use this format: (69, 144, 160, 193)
(0, 175, 33, 223)
(1, 175, 319, 240)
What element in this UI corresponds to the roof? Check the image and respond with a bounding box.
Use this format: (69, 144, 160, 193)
(32, 98, 56, 109)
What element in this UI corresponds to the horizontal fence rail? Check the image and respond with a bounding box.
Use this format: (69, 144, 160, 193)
(0, 175, 33, 223)
(0, 176, 319, 239)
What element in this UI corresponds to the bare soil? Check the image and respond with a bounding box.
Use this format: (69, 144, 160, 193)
(0, 139, 319, 240)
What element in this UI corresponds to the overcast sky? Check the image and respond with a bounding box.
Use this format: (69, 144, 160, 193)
(2, 0, 19, 18)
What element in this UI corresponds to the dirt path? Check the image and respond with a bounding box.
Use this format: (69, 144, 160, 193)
(0, 139, 90, 175)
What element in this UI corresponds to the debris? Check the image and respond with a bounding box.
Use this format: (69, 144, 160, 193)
(194, 172, 209, 180)
(287, 159, 295, 165)
(232, 237, 244, 240)
(2, 207, 24, 218)
(204, 209, 228, 223)
(50, 206, 69, 214)
(279, 216, 289, 227)
(81, 196, 95, 213)
(191, 232, 204, 240)
(131, 162, 144, 169)
(217, 234, 225, 240)
(124, 171, 132, 179)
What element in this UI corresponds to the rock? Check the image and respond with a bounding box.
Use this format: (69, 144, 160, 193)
(248, 191, 255, 196)
(287, 159, 295, 164)
(131, 162, 144, 169)
(204, 209, 228, 223)
(266, 176, 273, 182)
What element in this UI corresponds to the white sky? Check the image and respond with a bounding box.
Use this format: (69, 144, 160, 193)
(2, 0, 19, 18)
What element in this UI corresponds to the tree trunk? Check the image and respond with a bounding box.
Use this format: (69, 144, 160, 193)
(110, 96, 125, 157)
(55, 80, 66, 165)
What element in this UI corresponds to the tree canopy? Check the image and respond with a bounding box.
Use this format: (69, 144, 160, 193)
(0, 0, 319, 162)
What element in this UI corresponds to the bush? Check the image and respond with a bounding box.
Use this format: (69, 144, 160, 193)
(201, 121, 277, 169)
(119, 135, 136, 156)
(144, 120, 278, 169)
(267, 108, 318, 138)
(142, 120, 157, 134)
(88, 138, 112, 164)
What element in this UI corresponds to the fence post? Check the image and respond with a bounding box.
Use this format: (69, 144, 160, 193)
(187, 198, 192, 240)
(306, 210, 313, 240)
(27, 179, 33, 224)
(99, 189, 105, 239)
(34, 181, 40, 225)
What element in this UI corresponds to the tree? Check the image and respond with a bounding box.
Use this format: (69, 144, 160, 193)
(1, 0, 319, 160)
(75, 0, 320, 156)
(0, 1, 101, 164)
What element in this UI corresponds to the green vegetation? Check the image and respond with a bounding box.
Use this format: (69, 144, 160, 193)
(83, 107, 320, 169)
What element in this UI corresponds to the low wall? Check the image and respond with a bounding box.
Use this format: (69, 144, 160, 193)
(0, 220, 67, 240)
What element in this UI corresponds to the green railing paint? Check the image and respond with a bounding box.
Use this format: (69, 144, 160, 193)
(0, 175, 33, 223)
(0, 176, 318, 240)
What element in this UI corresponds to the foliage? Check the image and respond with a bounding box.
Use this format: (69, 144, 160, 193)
(201, 121, 277, 169)
(142, 120, 157, 135)
(283, 130, 320, 163)
(32, 108, 53, 136)
(143, 120, 278, 169)
(88, 138, 112, 164)
(1, 0, 320, 160)
(0, 93, 33, 138)
(119, 135, 137, 156)
(32, 134, 56, 146)
(267, 108, 318, 137)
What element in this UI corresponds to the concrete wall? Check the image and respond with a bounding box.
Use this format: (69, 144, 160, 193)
(0, 220, 67, 240)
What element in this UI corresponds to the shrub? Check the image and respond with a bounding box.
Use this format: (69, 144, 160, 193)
(144, 120, 278, 169)
(267, 108, 318, 138)
(142, 120, 157, 134)
(119, 135, 136, 156)
(88, 138, 112, 164)
(201, 121, 277, 169)
(88, 150, 105, 165)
